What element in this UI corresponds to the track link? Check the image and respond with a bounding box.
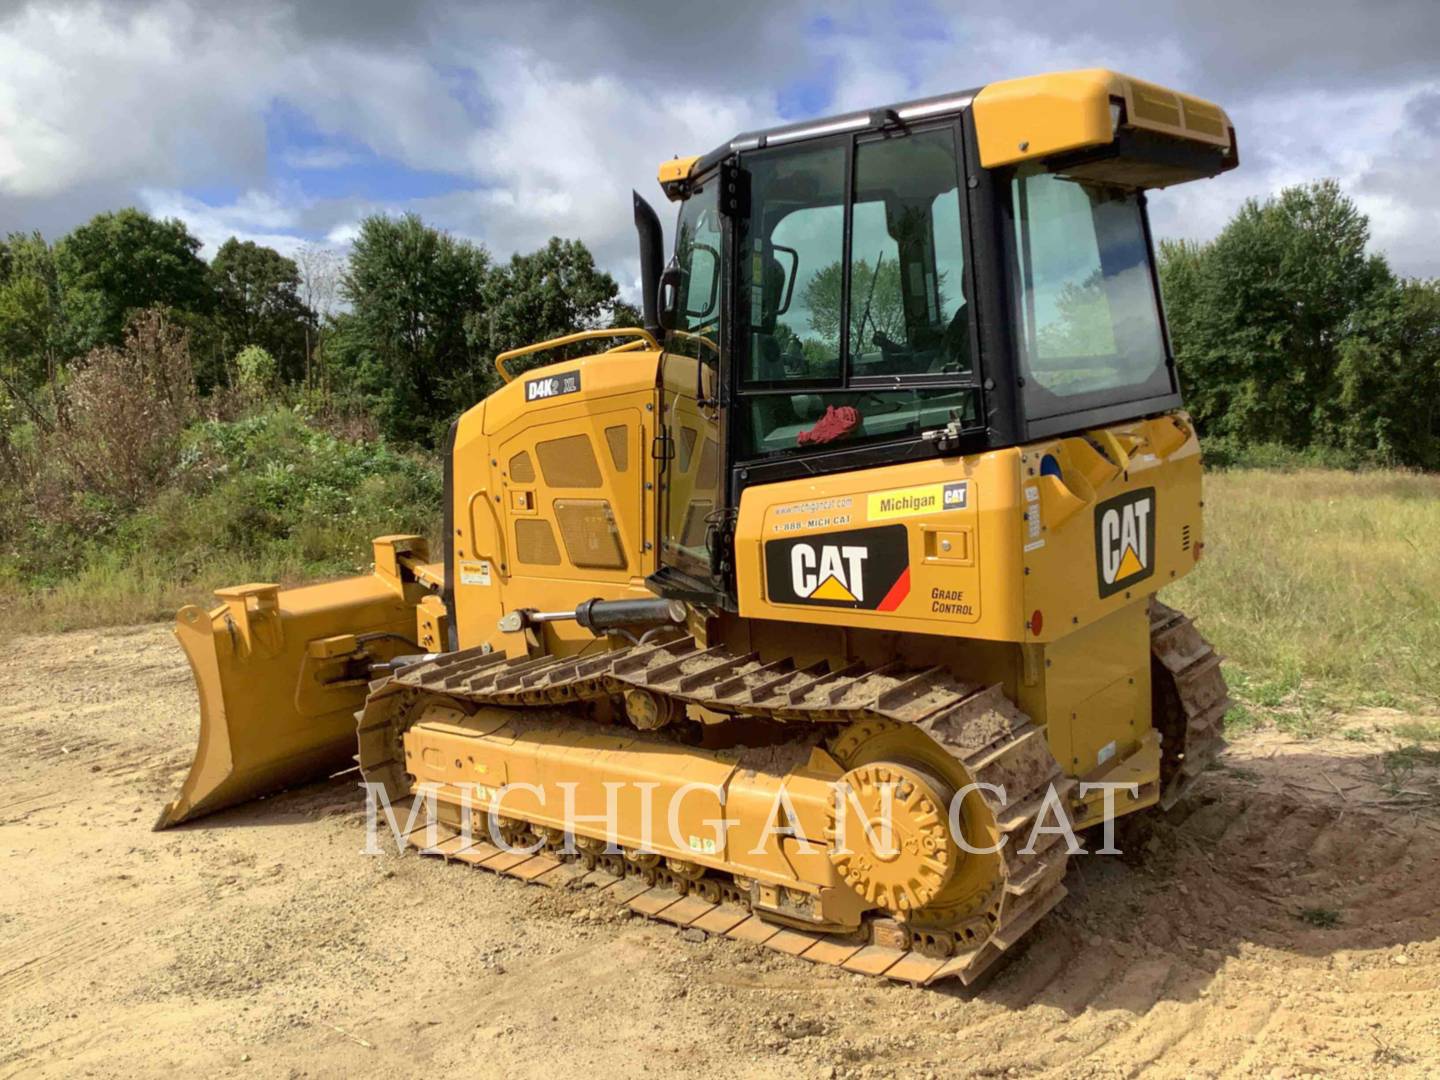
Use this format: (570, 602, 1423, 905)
(1150, 599, 1231, 808)
(393, 765, 1068, 988)
(382, 627, 993, 723)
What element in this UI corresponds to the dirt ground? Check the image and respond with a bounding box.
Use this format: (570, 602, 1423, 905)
(2, 624, 1438, 1079)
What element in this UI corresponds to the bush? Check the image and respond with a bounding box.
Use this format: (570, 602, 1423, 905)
(53, 308, 196, 505)
(234, 344, 278, 399)
(1201, 437, 1382, 472)
(0, 406, 441, 634)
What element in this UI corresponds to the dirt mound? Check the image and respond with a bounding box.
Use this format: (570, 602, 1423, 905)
(1, 624, 1437, 1078)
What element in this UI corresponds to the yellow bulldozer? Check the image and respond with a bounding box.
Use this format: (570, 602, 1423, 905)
(159, 69, 1233, 986)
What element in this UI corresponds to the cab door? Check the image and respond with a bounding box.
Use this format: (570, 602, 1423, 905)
(658, 355, 721, 577)
(657, 178, 725, 585)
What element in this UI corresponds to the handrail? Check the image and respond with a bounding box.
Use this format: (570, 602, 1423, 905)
(468, 488, 508, 578)
(666, 328, 720, 355)
(605, 338, 650, 355)
(494, 327, 660, 383)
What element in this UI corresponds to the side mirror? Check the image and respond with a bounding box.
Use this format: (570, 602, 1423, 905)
(657, 262, 683, 332)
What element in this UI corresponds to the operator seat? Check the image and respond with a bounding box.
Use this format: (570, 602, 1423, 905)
(749, 252, 796, 443)
(751, 252, 789, 380)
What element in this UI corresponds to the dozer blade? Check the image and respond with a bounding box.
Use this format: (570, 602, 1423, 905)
(156, 536, 439, 829)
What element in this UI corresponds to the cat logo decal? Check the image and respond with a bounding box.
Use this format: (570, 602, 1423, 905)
(1095, 487, 1155, 597)
(765, 525, 910, 611)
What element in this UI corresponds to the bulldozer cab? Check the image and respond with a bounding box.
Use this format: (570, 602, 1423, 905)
(651, 69, 1236, 603)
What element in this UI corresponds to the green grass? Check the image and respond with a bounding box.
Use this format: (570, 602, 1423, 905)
(1377, 744, 1440, 795)
(1165, 469, 1440, 718)
(0, 409, 441, 636)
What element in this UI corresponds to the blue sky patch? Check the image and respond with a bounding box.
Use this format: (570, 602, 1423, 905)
(262, 101, 472, 203)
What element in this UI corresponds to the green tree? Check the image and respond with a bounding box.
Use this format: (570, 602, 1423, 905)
(610, 299, 643, 329)
(210, 239, 312, 385)
(337, 213, 490, 443)
(1161, 180, 1392, 450)
(0, 231, 79, 433)
(466, 237, 631, 394)
(801, 255, 905, 357)
(1332, 279, 1440, 467)
(54, 209, 211, 350)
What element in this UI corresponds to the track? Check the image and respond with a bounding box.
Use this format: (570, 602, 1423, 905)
(359, 632, 1075, 985)
(1151, 599, 1231, 807)
(359, 637, 1073, 983)
(384, 705, 1070, 986)
(356, 606, 1228, 986)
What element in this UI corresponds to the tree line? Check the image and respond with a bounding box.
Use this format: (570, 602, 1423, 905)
(1, 179, 1437, 472)
(0, 209, 638, 457)
(1160, 180, 1440, 469)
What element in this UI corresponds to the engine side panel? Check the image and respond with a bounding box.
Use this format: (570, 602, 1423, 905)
(449, 350, 664, 655)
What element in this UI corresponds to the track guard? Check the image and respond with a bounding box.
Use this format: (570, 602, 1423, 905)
(156, 536, 435, 829)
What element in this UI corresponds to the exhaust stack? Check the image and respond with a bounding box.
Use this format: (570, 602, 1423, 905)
(633, 191, 664, 340)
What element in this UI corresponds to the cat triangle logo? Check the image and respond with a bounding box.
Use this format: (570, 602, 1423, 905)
(788, 543, 868, 604)
(1116, 544, 1144, 580)
(765, 524, 909, 612)
(811, 575, 858, 602)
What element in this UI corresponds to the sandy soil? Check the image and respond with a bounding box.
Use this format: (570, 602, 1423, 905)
(2, 624, 1438, 1079)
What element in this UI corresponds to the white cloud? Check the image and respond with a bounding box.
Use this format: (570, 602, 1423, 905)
(139, 188, 305, 258)
(0, 2, 276, 197)
(438, 48, 767, 276)
(324, 221, 361, 248)
(281, 146, 363, 170)
(0, 0, 1437, 282)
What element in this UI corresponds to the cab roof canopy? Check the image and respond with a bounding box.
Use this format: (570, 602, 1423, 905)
(657, 68, 1236, 200)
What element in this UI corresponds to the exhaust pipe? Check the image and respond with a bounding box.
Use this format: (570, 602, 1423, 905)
(633, 191, 664, 340)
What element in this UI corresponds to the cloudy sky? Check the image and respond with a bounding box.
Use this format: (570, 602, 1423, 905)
(1, 0, 1436, 294)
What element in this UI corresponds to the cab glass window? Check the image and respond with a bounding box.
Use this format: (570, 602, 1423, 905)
(670, 181, 722, 359)
(1010, 170, 1172, 415)
(745, 387, 979, 456)
(736, 125, 978, 459)
(846, 128, 971, 380)
(739, 143, 846, 386)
